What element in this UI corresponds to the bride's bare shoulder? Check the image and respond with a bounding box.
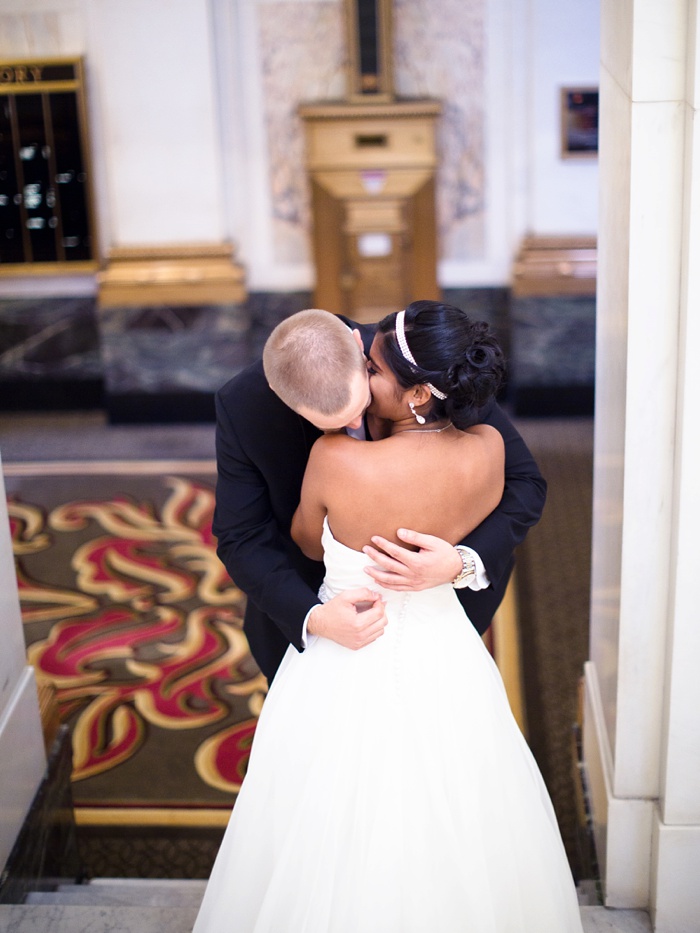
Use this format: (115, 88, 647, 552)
(464, 423, 501, 440)
(311, 433, 363, 454)
(463, 423, 504, 450)
(308, 433, 369, 468)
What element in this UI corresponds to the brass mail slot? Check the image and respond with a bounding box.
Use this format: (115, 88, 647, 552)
(305, 118, 436, 169)
(355, 134, 388, 148)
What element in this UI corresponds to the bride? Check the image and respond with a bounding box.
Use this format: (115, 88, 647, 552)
(193, 303, 583, 933)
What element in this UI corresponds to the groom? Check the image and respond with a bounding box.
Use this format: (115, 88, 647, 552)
(213, 308, 546, 683)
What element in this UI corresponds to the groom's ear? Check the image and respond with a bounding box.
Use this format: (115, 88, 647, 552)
(351, 329, 365, 354)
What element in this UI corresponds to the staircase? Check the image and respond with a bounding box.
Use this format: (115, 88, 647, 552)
(0, 879, 204, 932)
(0, 879, 652, 932)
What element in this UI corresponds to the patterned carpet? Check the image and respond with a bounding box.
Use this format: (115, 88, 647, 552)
(3, 415, 595, 879)
(514, 416, 594, 880)
(6, 463, 264, 819)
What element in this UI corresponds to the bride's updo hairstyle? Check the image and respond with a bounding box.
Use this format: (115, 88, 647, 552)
(377, 300, 505, 429)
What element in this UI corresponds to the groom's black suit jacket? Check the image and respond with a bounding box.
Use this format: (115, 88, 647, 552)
(213, 320, 547, 682)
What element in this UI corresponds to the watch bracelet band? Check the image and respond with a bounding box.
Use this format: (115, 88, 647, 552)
(452, 546, 476, 589)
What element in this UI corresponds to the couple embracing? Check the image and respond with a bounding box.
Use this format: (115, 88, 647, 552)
(193, 301, 583, 932)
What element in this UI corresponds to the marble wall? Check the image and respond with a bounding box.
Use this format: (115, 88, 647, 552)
(0, 0, 600, 292)
(584, 0, 700, 926)
(394, 0, 485, 260)
(258, 1, 346, 266)
(255, 0, 486, 272)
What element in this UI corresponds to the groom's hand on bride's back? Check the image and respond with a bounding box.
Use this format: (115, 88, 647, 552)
(362, 530, 463, 591)
(307, 588, 387, 650)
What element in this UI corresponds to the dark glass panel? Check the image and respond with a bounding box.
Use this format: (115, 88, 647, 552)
(50, 93, 92, 261)
(0, 96, 24, 263)
(16, 93, 56, 262)
(356, 0, 379, 84)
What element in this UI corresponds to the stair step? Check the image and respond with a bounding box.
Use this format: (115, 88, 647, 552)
(25, 878, 207, 907)
(577, 878, 602, 906)
(580, 906, 652, 931)
(0, 904, 200, 932)
(3, 901, 652, 933)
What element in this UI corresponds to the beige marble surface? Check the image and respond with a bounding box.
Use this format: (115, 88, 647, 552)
(394, 0, 485, 260)
(258, 0, 486, 266)
(258, 1, 346, 264)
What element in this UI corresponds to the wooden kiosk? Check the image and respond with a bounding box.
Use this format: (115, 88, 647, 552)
(300, 1, 441, 322)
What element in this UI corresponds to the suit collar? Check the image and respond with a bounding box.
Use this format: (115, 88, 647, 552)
(337, 315, 377, 355)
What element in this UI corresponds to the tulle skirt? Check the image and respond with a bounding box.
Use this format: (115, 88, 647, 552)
(193, 523, 583, 933)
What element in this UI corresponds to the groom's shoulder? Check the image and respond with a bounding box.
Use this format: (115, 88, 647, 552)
(478, 398, 515, 433)
(216, 358, 294, 424)
(217, 358, 266, 401)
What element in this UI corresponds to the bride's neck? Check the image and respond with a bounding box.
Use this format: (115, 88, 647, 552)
(391, 419, 452, 436)
(366, 412, 453, 440)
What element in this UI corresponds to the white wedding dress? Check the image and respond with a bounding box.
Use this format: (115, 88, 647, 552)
(193, 519, 583, 933)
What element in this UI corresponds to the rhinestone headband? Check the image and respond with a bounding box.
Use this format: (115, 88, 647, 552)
(395, 310, 447, 400)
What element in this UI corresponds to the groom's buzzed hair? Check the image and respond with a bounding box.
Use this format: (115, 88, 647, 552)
(263, 309, 366, 416)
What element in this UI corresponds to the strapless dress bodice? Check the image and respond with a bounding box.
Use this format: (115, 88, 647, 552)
(319, 517, 454, 615)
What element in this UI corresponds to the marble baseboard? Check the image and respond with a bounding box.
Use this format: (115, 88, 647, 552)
(0, 298, 102, 381)
(510, 384, 595, 417)
(99, 291, 313, 423)
(104, 391, 215, 425)
(508, 294, 596, 415)
(0, 292, 311, 416)
(245, 291, 313, 361)
(0, 288, 591, 419)
(510, 295, 596, 384)
(98, 304, 252, 395)
(443, 287, 510, 332)
(1, 378, 104, 411)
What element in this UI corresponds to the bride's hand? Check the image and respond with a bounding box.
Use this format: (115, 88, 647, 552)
(307, 588, 387, 649)
(362, 530, 463, 591)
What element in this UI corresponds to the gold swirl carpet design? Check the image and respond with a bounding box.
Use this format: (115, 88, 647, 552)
(5, 462, 266, 828)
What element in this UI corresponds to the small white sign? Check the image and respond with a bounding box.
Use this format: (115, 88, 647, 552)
(360, 170, 386, 195)
(357, 233, 392, 257)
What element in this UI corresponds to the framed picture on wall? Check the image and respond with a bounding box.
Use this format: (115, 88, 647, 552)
(560, 87, 599, 159)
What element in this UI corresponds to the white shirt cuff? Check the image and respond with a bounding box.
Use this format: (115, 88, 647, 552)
(301, 605, 321, 649)
(468, 549, 490, 590)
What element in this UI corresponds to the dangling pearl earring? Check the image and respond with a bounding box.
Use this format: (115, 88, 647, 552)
(409, 401, 426, 425)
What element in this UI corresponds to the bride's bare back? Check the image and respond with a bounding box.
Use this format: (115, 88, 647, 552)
(291, 424, 505, 560)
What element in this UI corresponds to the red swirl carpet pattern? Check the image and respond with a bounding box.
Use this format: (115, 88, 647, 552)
(6, 462, 265, 825)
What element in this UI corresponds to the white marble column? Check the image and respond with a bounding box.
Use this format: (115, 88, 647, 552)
(583, 0, 700, 927)
(0, 455, 47, 872)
